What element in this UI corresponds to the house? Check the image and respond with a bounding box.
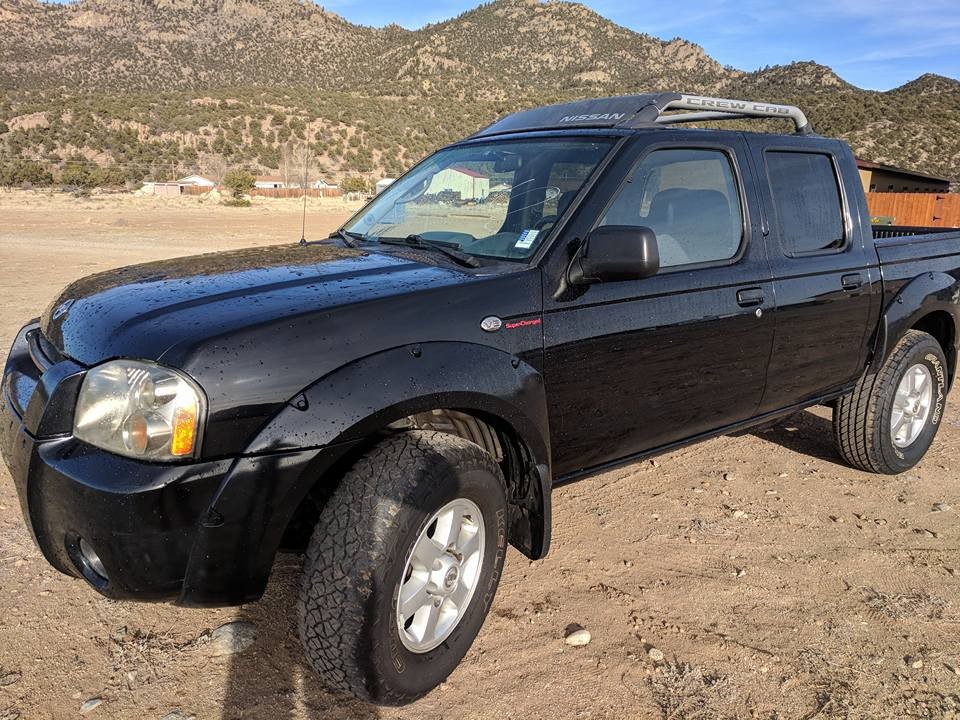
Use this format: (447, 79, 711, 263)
(426, 166, 490, 200)
(857, 159, 951, 194)
(176, 174, 217, 187)
(255, 175, 286, 189)
(311, 178, 337, 190)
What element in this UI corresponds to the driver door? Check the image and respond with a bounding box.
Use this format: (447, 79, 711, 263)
(541, 131, 775, 477)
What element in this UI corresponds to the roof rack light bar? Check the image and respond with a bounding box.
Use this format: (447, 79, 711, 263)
(654, 94, 813, 135)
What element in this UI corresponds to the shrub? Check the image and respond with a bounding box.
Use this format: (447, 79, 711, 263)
(94, 164, 127, 187)
(223, 168, 255, 203)
(0, 159, 54, 187)
(61, 163, 99, 189)
(339, 175, 370, 194)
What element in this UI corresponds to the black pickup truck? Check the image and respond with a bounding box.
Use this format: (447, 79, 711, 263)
(3, 92, 960, 704)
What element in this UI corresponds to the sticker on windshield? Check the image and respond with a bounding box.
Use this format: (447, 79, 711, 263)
(515, 229, 539, 250)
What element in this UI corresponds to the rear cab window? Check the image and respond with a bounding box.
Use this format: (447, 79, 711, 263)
(764, 151, 846, 256)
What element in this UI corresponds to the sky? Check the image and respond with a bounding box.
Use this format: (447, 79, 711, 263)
(48, 0, 960, 91)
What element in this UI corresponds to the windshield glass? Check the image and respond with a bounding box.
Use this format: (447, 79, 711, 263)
(343, 138, 616, 260)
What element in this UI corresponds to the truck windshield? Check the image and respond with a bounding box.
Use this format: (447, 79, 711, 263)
(342, 138, 616, 261)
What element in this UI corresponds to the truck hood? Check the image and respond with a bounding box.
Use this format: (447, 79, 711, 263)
(38, 241, 544, 459)
(41, 242, 477, 367)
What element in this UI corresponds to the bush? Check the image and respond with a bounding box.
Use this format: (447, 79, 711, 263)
(223, 168, 255, 202)
(0, 159, 54, 187)
(61, 163, 99, 190)
(95, 164, 128, 187)
(223, 196, 252, 207)
(340, 175, 370, 194)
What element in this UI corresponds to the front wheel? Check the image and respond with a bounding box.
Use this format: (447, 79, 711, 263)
(834, 330, 948, 474)
(298, 431, 508, 705)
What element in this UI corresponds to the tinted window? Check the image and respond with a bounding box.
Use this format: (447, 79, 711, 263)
(765, 152, 844, 254)
(601, 148, 743, 269)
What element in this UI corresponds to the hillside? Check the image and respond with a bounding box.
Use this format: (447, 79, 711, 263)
(0, 0, 957, 186)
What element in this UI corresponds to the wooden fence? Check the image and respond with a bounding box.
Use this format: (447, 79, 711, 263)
(867, 192, 960, 228)
(251, 187, 341, 199)
(180, 185, 212, 196)
(180, 185, 341, 198)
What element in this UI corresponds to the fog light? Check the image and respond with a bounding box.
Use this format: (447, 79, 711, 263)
(79, 538, 108, 581)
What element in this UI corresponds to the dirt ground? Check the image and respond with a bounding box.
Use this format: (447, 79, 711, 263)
(0, 190, 958, 720)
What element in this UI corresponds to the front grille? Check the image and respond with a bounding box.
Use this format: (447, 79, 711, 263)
(4, 327, 82, 437)
(27, 330, 54, 373)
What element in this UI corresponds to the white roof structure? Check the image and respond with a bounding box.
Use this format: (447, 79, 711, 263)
(177, 174, 216, 187)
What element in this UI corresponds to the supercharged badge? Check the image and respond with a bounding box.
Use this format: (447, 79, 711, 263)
(504, 318, 542, 330)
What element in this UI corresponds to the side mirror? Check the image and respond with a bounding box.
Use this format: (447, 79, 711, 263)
(569, 225, 660, 285)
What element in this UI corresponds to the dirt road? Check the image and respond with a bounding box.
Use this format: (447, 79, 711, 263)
(0, 191, 958, 720)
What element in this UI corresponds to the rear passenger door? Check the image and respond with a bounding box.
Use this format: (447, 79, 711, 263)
(747, 137, 880, 413)
(542, 132, 775, 477)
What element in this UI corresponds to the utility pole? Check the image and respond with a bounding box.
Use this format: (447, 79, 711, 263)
(300, 150, 309, 244)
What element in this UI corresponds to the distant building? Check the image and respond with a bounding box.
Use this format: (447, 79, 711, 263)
(427, 166, 490, 200)
(140, 181, 184, 197)
(254, 175, 286, 189)
(176, 174, 217, 187)
(375, 178, 396, 195)
(310, 178, 337, 190)
(857, 159, 951, 194)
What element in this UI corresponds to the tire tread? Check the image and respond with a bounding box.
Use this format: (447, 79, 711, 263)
(833, 330, 938, 474)
(297, 430, 503, 704)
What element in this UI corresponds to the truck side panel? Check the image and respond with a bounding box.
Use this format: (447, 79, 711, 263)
(872, 231, 960, 383)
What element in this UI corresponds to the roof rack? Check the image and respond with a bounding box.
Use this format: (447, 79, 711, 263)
(471, 92, 814, 139)
(653, 94, 812, 135)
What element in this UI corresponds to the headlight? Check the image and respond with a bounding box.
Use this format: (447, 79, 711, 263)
(74, 360, 205, 461)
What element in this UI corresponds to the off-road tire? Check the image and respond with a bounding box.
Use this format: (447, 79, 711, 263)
(833, 330, 947, 474)
(298, 430, 508, 705)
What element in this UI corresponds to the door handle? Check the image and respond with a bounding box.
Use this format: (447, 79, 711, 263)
(841, 273, 863, 291)
(736, 287, 764, 307)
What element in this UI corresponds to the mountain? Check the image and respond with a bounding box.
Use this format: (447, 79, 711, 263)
(0, 0, 957, 186)
(0, 0, 730, 94)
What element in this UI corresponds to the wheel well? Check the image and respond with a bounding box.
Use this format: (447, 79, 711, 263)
(912, 311, 956, 386)
(280, 408, 547, 559)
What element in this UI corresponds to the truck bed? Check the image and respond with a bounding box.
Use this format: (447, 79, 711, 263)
(873, 224, 960, 243)
(872, 225, 960, 303)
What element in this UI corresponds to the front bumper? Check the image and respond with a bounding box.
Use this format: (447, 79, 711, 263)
(1, 322, 231, 600)
(1, 423, 230, 599)
(1, 322, 336, 606)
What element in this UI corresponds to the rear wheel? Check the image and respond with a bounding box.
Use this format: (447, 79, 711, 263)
(298, 431, 508, 705)
(833, 330, 947, 474)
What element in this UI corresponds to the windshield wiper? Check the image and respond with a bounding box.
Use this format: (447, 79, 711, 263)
(379, 234, 480, 268)
(326, 228, 364, 248)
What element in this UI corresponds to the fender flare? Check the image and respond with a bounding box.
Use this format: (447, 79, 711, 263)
(247, 341, 550, 464)
(871, 271, 960, 383)
(181, 342, 552, 605)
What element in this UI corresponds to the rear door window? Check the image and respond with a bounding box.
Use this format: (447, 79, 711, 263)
(765, 151, 845, 255)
